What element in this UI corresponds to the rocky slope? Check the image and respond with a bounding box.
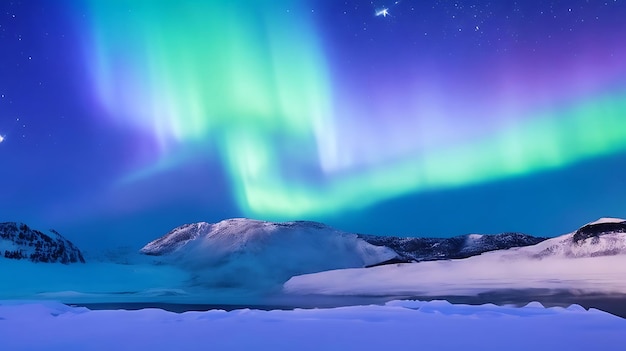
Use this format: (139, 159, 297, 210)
(359, 232, 546, 263)
(0, 222, 85, 264)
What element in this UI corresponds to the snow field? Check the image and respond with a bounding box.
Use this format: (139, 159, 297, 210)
(1, 300, 625, 351)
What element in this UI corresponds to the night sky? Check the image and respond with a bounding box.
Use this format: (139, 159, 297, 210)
(1, 0, 625, 250)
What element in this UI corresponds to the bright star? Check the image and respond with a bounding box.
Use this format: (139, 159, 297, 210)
(375, 8, 390, 17)
(0, 135, 5, 143)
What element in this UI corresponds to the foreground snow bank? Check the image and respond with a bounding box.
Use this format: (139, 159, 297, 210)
(1, 300, 624, 351)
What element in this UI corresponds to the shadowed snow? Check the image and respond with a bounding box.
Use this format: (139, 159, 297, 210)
(1, 300, 625, 351)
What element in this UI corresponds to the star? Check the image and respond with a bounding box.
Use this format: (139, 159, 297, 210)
(0, 135, 5, 143)
(375, 8, 390, 17)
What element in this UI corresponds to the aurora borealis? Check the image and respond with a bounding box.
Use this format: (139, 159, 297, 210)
(1, 1, 626, 248)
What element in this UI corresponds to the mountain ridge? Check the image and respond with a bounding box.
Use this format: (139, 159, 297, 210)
(143, 218, 551, 265)
(359, 232, 546, 263)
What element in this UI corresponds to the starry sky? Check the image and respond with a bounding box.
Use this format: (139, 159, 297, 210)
(1, 0, 625, 250)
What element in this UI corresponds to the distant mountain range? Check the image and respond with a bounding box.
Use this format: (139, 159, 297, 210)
(4, 216, 625, 272)
(138, 218, 556, 288)
(141, 217, 626, 292)
(0, 222, 85, 264)
(143, 218, 549, 267)
(361, 217, 626, 263)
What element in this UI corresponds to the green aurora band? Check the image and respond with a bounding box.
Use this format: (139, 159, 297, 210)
(84, 1, 626, 219)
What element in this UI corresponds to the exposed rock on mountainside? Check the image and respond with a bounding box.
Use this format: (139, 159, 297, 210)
(524, 218, 626, 259)
(359, 232, 546, 263)
(573, 219, 626, 243)
(0, 222, 85, 264)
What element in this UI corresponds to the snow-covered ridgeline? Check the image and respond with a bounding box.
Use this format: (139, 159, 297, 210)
(285, 218, 626, 296)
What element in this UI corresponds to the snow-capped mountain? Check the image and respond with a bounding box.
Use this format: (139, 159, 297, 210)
(359, 232, 546, 263)
(141, 218, 397, 288)
(0, 222, 85, 264)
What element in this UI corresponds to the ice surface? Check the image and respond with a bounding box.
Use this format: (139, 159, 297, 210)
(0, 258, 192, 303)
(1, 299, 624, 351)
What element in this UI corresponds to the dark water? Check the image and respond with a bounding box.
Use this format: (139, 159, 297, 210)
(71, 295, 391, 313)
(422, 290, 626, 319)
(72, 290, 626, 319)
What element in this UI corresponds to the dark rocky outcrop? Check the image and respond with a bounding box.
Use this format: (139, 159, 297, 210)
(573, 221, 626, 243)
(359, 232, 547, 263)
(0, 222, 85, 264)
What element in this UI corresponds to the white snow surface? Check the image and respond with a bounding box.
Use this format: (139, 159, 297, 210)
(584, 217, 626, 226)
(1, 300, 624, 351)
(467, 233, 484, 240)
(285, 230, 626, 296)
(141, 218, 397, 288)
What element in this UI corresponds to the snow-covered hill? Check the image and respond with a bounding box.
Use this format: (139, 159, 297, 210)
(0, 222, 85, 264)
(505, 217, 626, 259)
(141, 218, 397, 288)
(284, 218, 626, 297)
